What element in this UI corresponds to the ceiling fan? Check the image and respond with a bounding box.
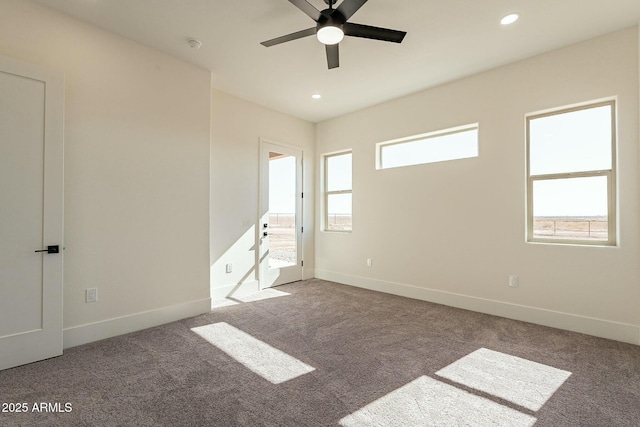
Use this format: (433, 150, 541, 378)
(261, 0, 407, 69)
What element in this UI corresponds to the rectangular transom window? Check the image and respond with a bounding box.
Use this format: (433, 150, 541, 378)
(526, 100, 616, 245)
(324, 151, 352, 232)
(376, 124, 478, 170)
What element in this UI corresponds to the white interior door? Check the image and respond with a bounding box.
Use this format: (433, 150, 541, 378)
(259, 140, 303, 288)
(0, 55, 64, 371)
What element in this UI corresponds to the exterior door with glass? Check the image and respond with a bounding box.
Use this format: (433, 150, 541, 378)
(259, 140, 303, 288)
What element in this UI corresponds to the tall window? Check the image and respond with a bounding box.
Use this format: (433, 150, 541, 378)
(324, 151, 352, 232)
(526, 100, 616, 245)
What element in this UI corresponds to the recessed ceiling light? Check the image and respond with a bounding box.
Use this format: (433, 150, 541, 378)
(311, 93, 322, 100)
(501, 13, 519, 26)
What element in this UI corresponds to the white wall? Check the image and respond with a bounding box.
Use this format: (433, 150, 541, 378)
(0, 0, 212, 346)
(210, 90, 315, 299)
(315, 27, 640, 344)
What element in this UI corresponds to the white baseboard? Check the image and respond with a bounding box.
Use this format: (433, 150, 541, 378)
(211, 280, 260, 301)
(63, 297, 211, 349)
(315, 269, 640, 345)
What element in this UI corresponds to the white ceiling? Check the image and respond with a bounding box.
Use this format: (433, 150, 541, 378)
(34, 0, 640, 123)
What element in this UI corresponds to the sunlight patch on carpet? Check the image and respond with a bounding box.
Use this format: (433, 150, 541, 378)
(191, 322, 314, 384)
(211, 299, 239, 309)
(436, 348, 572, 411)
(233, 288, 290, 302)
(339, 375, 536, 427)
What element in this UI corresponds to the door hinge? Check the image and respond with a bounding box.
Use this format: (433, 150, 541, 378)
(301, 260, 304, 267)
(301, 226, 304, 233)
(301, 192, 304, 199)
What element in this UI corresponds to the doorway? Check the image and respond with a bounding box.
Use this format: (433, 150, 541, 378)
(259, 140, 303, 288)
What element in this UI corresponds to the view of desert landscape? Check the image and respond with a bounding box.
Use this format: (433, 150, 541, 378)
(267, 213, 352, 268)
(268, 214, 607, 262)
(268, 214, 297, 267)
(533, 216, 607, 240)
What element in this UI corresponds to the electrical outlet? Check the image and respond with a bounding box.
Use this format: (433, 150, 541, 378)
(366, 258, 372, 267)
(508, 275, 519, 288)
(226, 263, 233, 274)
(86, 288, 97, 303)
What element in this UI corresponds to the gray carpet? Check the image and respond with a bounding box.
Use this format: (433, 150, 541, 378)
(1, 279, 639, 426)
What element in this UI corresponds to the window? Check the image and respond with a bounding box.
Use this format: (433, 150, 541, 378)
(324, 151, 352, 232)
(526, 100, 616, 245)
(376, 124, 478, 170)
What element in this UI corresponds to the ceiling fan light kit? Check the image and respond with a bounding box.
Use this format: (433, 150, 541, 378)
(261, 0, 407, 69)
(317, 24, 344, 45)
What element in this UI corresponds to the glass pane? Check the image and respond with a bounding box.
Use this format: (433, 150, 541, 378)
(327, 193, 352, 231)
(327, 152, 352, 192)
(269, 153, 296, 268)
(380, 127, 478, 169)
(529, 105, 612, 175)
(532, 176, 608, 241)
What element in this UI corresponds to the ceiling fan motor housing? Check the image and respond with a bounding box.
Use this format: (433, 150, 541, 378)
(317, 9, 346, 31)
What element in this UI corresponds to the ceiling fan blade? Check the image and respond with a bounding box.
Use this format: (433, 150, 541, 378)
(335, 0, 368, 21)
(343, 22, 406, 43)
(261, 27, 316, 47)
(326, 44, 339, 69)
(288, 0, 321, 22)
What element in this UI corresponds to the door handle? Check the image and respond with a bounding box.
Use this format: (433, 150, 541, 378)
(35, 245, 59, 254)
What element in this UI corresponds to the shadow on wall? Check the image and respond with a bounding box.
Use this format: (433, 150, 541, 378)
(211, 210, 286, 304)
(211, 225, 258, 301)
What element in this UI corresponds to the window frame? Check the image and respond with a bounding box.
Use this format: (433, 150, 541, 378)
(525, 100, 617, 246)
(375, 123, 479, 170)
(323, 150, 352, 233)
